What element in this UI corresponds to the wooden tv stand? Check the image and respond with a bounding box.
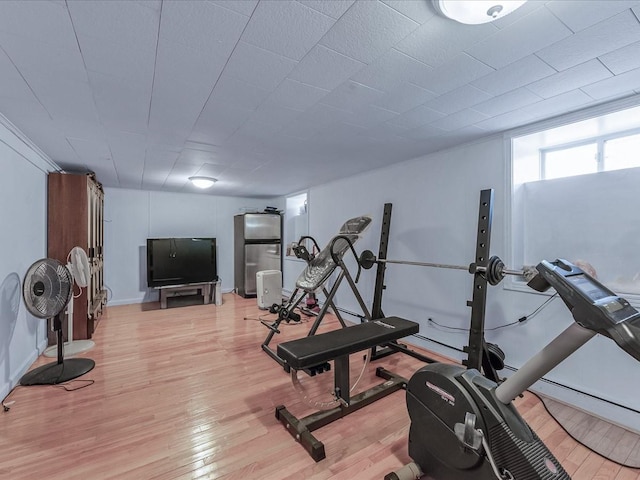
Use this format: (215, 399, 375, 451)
(156, 282, 214, 309)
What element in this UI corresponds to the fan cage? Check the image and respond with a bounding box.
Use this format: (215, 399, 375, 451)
(23, 258, 73, 319)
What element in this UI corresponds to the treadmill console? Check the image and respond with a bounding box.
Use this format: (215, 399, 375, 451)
(527, 259, 640, 361)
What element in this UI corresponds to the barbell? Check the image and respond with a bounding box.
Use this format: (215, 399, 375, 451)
(358, 249, 526, 286)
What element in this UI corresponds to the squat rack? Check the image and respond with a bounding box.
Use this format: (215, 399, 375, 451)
(368, 189, 507, 382)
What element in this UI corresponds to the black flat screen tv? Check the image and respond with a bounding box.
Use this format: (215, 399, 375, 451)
(147, 238, 217, 288)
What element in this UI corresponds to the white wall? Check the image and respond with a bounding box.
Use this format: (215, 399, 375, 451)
(0, 116, 55, 400)
(291, 136, 640, 431)
(104, 188, 283, 305)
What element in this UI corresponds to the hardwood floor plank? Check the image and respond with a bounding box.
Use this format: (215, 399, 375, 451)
(1, 295, 637, 479)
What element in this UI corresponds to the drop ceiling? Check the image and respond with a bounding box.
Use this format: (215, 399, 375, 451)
(1, 0, 640, 197)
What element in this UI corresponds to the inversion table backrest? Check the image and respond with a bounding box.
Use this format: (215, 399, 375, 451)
(296, 215, 372, 291)
(277, 316, 419, 370)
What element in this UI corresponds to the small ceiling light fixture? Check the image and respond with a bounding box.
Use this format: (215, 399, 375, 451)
(434, 0, 527, 24)
(189, 176, 218, 189)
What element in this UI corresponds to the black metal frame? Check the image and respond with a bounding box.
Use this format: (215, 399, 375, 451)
(261, 234, 372, 371)
(275, 366, 408, 462)
(367, 190, 502, 382)
(462, 189, 501, 383)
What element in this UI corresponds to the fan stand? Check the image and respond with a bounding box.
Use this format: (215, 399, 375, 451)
(43, 298, 95, 358)
(20, 313, 95, 386)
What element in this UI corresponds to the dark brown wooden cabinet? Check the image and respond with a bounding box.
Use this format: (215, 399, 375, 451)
(48, 172, 106, 340)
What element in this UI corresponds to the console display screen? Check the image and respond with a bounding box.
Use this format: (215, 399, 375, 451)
(567, 274, 611, 302)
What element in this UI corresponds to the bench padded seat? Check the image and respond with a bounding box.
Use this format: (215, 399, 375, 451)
(277, 316, 419, 370)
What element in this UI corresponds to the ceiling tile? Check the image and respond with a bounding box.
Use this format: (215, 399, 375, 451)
(472, 87, 542, 117)
(474, 108, 535, 133)
(279, 118, 326, 140)
(148, 91, 201, 146)
(241, 1, 335, 61)
(143, 148, 180, 187)
(397, 122, 446, 141)
(296, 102, 351, 126)
(471, 55, 556, 96)
(599, 40, 640, 75)
(360, 122, 410, 141)
(251, 103, 302, 127)
(536, 10, 640, 71)
(413, 53, 494, 95)
(78, 33, 155, 86)
(372, 81, 436, 113)
(26, 75, 99, 123)
(0, 95, 50, 127)
(280, 103, 349, 139)
(581, 66, 640, 100)
(319, 80, 385, 112)
(350, 48, 433, 92)
(67, 136, 111, 165)
(262, 79, 329, 111)
(210, 0, 258, 17)
(344, 104, 398, 128)
(53, 116, 106, 143)
(177, 149, 230, 167)
(423, 85, 492, 115)
(381, 0, 435, 24)
(68, 0, 160, 51)
(193, 163, 227, 177)
(288, 44, 364, 90)
(490, 1, 547, 29)
(396, 14, 497, 68)
(3, 0, 640, 198)
(189, 98, 253, 145)
(153, 39, 224, 94)
(465, 6, 572, 69)
(298, 0, 355, 19)
(210, 73, 272, 111)
(88, 71, 150, 135)
(0, 47, 41, 104)
(0, 1, 78, 50)
(520, 89, 595, 122)
(158, 0, 247, 53)
(224, 41, 298, 91)
(319, 0, 419, 64)
(387, 104, 445, 129)
(109, 131, 147, 187)
(432, 109, 489, 132)
(0, 32, 86, 83)
(15, 119, 79, 165)
(546, 0, 640, 32)
(526, 59, 613, 99)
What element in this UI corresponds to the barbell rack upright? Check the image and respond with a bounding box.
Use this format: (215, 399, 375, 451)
(464, 188, 494, 377)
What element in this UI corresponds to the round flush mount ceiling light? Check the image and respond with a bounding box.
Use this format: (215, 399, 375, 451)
(188, 176, 218, 189)
(434, 0, 527, 24)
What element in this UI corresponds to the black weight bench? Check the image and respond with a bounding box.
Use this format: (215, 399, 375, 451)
(275, 316, 419, 461)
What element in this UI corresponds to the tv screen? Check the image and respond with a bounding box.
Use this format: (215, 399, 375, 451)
(147, 238, 217, 288)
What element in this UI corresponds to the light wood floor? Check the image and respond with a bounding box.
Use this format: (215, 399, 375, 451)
(1, 294, 639, 480)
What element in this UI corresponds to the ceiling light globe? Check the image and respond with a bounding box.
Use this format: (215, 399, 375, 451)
(189, 176, 217, 189)
(435, 0, 527, 25)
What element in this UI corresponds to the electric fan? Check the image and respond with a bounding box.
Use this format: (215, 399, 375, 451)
(21, 258, 95, 385)
(43, 247, 95, 357)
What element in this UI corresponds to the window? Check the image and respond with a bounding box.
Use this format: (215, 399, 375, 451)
(284, 192, 308, 257)
(510, 103, 640, 303)
(542, 142, 597, 180)
(605, 133, 640, 171)
(520, 130, 640, 183)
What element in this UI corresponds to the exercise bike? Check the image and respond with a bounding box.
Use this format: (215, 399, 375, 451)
(387, 259, 640, 480)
